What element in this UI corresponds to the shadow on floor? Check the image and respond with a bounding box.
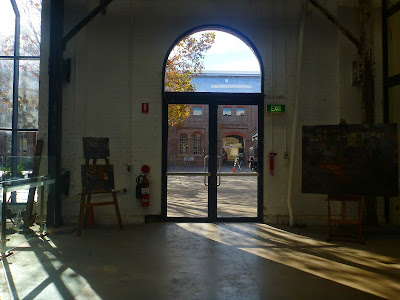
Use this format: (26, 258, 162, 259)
(1, 223, 399, 299)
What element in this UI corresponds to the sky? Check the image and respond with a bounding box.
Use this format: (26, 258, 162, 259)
(190, 30, 261, 73)
(195, 30, 261, 73)
(0, 1, 15, 37)
(0, 1, 41, 39)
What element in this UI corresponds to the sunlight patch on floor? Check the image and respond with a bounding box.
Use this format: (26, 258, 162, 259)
(177, 223, 400, 299)
(2, 240, 102, 300)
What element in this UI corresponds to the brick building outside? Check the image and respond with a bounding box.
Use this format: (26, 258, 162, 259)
(167, 71, 260, 170)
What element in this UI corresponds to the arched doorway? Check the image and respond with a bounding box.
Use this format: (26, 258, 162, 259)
(162, 26, 264, 221)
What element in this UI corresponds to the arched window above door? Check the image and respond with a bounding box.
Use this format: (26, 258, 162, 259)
(164, 29, 262, 94)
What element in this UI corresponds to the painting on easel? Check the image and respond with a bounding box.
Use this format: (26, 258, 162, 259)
(83, 137, 110, 160)
(302, 123, 398, 196)
(81, 164, 115, 194)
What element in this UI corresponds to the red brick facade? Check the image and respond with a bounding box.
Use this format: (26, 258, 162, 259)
(168, 105, 258, 167)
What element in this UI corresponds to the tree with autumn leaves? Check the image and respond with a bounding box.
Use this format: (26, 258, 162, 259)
(0, 0, 41, 132)
(165, 32, 215, 126)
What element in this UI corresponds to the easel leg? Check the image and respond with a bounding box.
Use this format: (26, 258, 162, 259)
(83, 194, 92, 229)
(39, 185, 45, 234)
(112, 192, 123, 230)
(358, 199, 365, 243)
(77, 194, 86, 236)
(327, 200, 331, 242)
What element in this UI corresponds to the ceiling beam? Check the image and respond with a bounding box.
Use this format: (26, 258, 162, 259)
(63, 0, 114, 48)
(308, 0, 361, 51)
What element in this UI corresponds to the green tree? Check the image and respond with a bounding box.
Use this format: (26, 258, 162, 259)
(165, 32, 215, 126)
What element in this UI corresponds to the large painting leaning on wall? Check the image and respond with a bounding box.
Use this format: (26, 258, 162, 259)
(302, 124, 398, 196)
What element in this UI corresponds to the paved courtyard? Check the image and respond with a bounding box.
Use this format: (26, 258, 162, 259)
(167, 164, 258, 218)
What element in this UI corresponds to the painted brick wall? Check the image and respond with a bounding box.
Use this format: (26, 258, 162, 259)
(40, 0, 384, 225)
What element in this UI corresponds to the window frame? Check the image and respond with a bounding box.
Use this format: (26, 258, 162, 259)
(179, 133, 188, 154)
(193, 133, 202, 155)
(0, 0, 40, 159)
(193, 107, 203, 116)
(223, 107, 232, 116)
(236, 107, 245, 116)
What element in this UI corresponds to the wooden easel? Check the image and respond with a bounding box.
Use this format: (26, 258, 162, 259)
(77, 138, 123, 236)
(326, 194, 364, 243)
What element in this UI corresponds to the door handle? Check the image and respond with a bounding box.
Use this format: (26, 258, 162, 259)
(217, 155, 221, 186)
(204, 155, 209, 186)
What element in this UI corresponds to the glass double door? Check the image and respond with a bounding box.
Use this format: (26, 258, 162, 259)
(166, 103, 261, 221)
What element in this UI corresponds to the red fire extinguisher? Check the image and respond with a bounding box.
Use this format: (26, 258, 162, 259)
(136, 165, 150, 207)
(140, 174, 150, 207)
(269, 152, 277, 176)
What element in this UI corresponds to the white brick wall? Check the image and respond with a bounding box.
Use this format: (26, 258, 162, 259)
(40, 0, 384, 225)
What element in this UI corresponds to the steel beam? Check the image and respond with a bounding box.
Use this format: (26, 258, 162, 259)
(47, 0, 64, 226)
(10, 0, 20, 203)
(63, 0, 113, 48)
(308, 0, 361, 50)
(386, 1, 400, 17)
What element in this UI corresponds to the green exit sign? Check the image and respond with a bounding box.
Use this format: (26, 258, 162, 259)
(267, 104, 285, 113)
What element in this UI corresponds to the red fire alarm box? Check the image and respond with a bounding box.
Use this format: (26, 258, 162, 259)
(142, 103, 149, 114)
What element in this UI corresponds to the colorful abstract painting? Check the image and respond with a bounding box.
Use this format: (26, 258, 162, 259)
(302, 124, 398, 196)
(81, 164, 115, 194)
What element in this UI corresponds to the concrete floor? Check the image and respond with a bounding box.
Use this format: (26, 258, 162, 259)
(1, 223, 400, 299)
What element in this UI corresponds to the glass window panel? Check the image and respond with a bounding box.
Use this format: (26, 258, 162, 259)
(193, 134, 202, 155)
(17, 131, 37, 156)
(164, 30, 261, 93)
(179, 134, 188, 154)
(16, 0, 42, 56)
(193, 107, 202, 115)
(223, 107, 231, 116)
(0, 60, 14, 128)
(218, 105, 258, 172)
(217, 104, 258, 217)
(217, 176, 258, 217)
(0, 1, 15, 56)
(388, 10, 400, 77)
(18, 60, 39, 129)
(167, 176, 208, 217)
(236, 107, 245, 116)
(167, 104, 209, 173)
(0, 130, 12, 157)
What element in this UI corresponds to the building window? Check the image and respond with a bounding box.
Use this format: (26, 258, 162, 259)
(236, 108, 245, 116)
(193, 134, 202, 155)
(193, 107, 202, 116)
(0, 1, 41, 159)
(223, 108, 232, 116)
(179, 134, 188, 154)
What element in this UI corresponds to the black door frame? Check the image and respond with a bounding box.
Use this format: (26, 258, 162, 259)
(162, 92, 264, 222)
(382, 0, 400, 222)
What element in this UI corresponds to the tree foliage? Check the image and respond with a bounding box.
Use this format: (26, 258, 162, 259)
(0, 0, 41, 157)
(165, 32, 215, 126)
(0, 0, 41, 132)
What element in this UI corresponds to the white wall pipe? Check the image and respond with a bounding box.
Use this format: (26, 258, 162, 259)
(286, 1, 307, 227)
